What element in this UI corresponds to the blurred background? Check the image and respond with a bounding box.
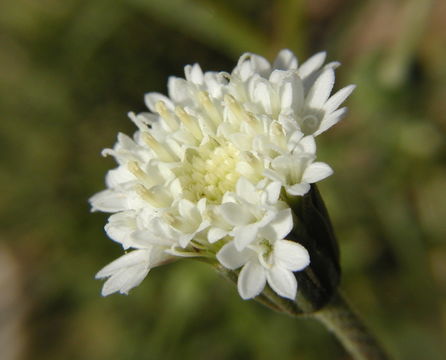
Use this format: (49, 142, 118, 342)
(0, 0, 445, 359)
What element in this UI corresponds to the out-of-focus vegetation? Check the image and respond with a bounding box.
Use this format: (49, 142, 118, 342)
(0, 0, 445, 359)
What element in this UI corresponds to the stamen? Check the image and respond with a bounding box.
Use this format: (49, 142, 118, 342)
(198, 91, 221, 126)
(135, 184, 170, 208)
(175, 107, 203, 140)
(224, 94, 252, 124)
(141, 132, 176, 162)
(271, 122, 284, 136)
(271, 122, 287, 148)
(246, 112, 259, 127)
(155, 101, 179, 130)
(127, 161, 155, 187)
(257, 240, 274, 269)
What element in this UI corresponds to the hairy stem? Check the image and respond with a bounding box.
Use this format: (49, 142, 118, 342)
(313, 291, 390, 360)
(218, 266, 389, 359)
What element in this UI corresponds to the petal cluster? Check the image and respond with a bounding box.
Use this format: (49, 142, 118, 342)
(91, 49, 353, 300)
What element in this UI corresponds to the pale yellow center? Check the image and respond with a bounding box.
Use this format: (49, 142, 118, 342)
(179, 142, 240, 203)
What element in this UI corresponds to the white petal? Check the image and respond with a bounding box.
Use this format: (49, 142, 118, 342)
(131, 230, 172, 247)
(283, 129, 303, 151)
(237, 260, 266, 299)
(149, 246, 175, 267)
(324, 85, 355, 114)
(116, 133, 138, 152)
(330, 106, 348, 119)
(104, 212, 136, 248)
(324, 61, 340, 70)
(273, 49, 298, 70)
(208, 227, 228, 243)
(219, 202, 254, 226)
(274, 240, 310, 271)
(305, 68, 335, 108)
(315, 107, 347, 136)
(261, 209, 293, 242)
(302, 162, 333, 183)
(89, 189, 128, 212)
(279, 73, 304, 111)
(184, 63, 204, 84)
(96, 249, 152, 296)
(251, 55, 272, 77)
(130, 112, 158, 128)
(178, 233, 195, 248)
(178, 199, 198, 220)
(263, 168, 285, 183)
(196, 198, 207, 213)
(266, 266, 297, 300)
(271, 154, 295, 174)
(96, 249, 151, 278)
(149, 217, 178, 241)
(298, 51, 326, 79)
(237, 60, 253, 82)
(216, 241, 252, 270)
(253, 80, 272, 114)
(269, 69, 288, 84)
(101, 267, 149, 296)
(204, 72, 224, 98)
(279, 80, 293, 109)
(264, 181, 282, 204)
(105, 224, 133, 246)
(167, 77, 190, 104)
(236, 177, 257, 204)
(287, 183, 311, 196)
(257, 209, 278, 227)
(234, 53, 270, 81)
(144, 92, 174, 112)
(233, 223, 259, 250)
(128, 112, 149, 131)
(105, 167, 134, 188)
(165, 245, 198, 258)
(229, 133, 252, 151)
(297, 135, 316, 154)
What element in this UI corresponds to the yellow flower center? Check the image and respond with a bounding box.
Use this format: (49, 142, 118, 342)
(178, 142, 240, 203)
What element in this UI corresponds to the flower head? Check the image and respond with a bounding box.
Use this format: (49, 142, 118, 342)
(91, 49, 353, 300)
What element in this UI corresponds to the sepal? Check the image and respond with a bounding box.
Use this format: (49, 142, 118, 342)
(287, 184, 340, 312)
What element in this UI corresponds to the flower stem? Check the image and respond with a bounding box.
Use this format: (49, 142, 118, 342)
(313, 291, 390, 360)
(217, 267, 389, 359)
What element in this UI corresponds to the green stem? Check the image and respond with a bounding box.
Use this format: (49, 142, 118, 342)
(259, 287, 390, 360)
(312, 292, 390, 360)
(217, 266, 389, 359)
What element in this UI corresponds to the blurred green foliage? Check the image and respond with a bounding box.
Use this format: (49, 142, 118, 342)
(0, 0, 445, 359)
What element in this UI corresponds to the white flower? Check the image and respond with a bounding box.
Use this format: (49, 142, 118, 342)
(95, 248, 173, 296)
(217, 209, 310, 300)
(229, 49, 355, 136)
(91, 49, 353, 299)
(264, 136, 333, 196)
(209, 178, 285, 248)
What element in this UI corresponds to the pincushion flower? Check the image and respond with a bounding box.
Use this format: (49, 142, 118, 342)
(90, 49, 354, 300)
